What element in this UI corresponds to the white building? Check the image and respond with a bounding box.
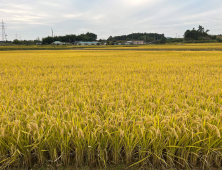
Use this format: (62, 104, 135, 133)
(125, 41, 133, 45)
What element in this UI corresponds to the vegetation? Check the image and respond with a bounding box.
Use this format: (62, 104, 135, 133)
(107, 33, 165, 43)
(184, 25, 219, 42)
(12, 39, 42, 45)
(0, 50, 222, 169)
(42, 32, 97, 44)
(0, 43, 222, 51)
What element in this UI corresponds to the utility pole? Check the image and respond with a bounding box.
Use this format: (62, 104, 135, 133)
(183, 34, 185, 45)
(132, 33, 133, 41)
(1, 20, 7, 41)
(51, 29, 55, 49)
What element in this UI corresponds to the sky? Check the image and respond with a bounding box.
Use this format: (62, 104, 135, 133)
(1, 0, 222, 41)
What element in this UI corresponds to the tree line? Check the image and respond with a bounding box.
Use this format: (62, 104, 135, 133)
(107, 33, 165, 42)
(9, 26, 222, 45)
(184, 25, 219, 42)
(42, 32, 97, 44)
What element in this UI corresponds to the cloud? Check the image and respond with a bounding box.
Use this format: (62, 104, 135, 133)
(0, 0, 222, 40)
(63, 14, 83, 19)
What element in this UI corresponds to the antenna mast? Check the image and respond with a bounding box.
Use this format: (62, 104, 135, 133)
(1, 20, 7, 41)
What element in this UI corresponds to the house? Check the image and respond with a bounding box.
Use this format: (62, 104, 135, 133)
(36, 42, 42, 45)
(133, 40, 144, 45)
(52, 41, 62, 45)
(125, 41, 133, 45)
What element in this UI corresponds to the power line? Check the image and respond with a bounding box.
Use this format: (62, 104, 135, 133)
(6, 31, 80, 35)
(1, 0, 38, 8)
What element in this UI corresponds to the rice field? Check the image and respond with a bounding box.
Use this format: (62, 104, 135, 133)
(0, 50, 222, 169)
(0, 43, 222, 51)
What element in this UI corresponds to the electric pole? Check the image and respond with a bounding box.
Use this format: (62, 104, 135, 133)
(1, 20, 7, 42)
(51, 29, 55, 49)
(132, 32, 134, 45)
(183, 34, 185, 45)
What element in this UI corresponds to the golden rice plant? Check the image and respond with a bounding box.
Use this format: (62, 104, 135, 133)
(0, 50, 222, 169)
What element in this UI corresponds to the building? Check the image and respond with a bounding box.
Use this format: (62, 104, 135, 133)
(133, 40, 144, 45)
(64, 42, 72, 45)
(125, 41, 133, 45)
(74, 41, 100, 45)
(72, 41, 81, 45)
(52, 41, 62, 45)
(36, 42, 42, 45)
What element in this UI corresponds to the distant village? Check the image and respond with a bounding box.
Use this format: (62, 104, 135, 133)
(2, 26, 221, 46)
(36, 32, 165, 46)
(47, 40, 146, 46)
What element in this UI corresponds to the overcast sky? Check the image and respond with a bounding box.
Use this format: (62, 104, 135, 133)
(1, 0, 222, 41)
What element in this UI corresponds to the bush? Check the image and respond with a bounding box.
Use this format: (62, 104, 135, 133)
(217, 38, 222, 42)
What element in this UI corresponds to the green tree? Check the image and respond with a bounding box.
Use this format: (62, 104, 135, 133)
(107, 33, 165, 42)
(185, 25, 209, 40)
(13, 39, 20, 44)
(159, 37, 167, 44)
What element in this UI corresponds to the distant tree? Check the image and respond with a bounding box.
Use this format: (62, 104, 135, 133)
(198, 25, 204, 33)
(107, 33, 165, 42)
(148, 37, 154, 42)
(85, 32, 97, 41)
(217, 38, 222, 42)
(159, 37, 167, 44)
(13, 39, 20, 44)
(107, 36, 114, 41)
(185, 25, 209, 40)
(42, 32, 97, 44)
